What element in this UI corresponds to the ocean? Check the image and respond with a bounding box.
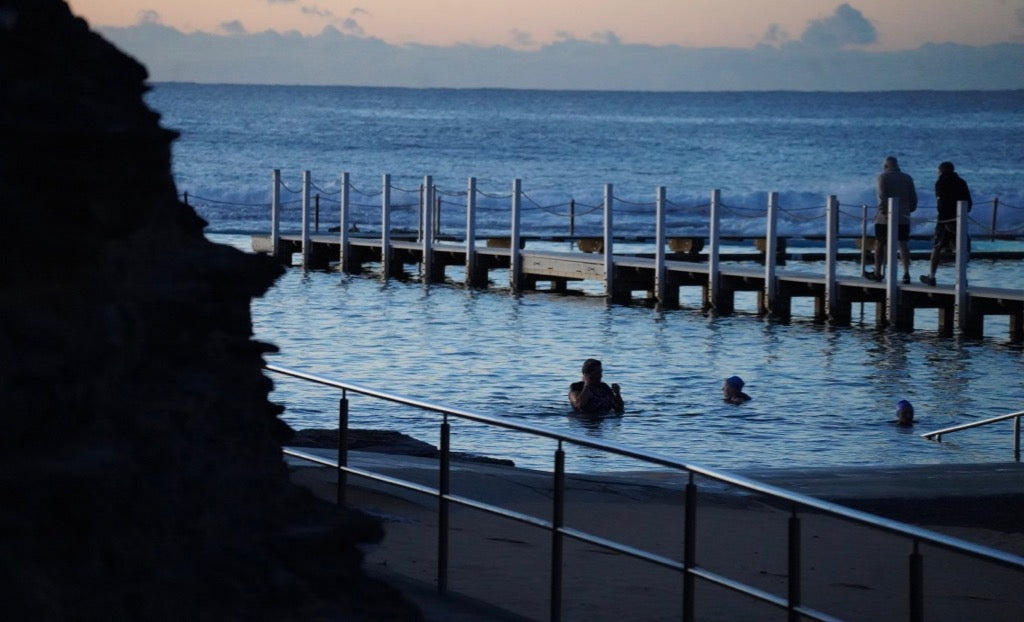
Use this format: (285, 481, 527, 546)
(145, 83, 1024, 472)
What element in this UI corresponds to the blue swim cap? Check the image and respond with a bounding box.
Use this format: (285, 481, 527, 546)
(725, 376, 745, 390)
(896, 399, 913, 412)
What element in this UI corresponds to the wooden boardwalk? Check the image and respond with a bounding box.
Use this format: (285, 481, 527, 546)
(252, 232, 1024, 342)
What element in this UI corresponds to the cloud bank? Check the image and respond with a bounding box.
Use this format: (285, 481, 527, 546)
(97, 3, 1024, 91)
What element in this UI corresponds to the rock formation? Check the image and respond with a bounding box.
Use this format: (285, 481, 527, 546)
(0, 1, 419, 618)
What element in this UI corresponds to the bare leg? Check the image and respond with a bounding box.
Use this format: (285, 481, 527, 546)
(873, 237, 884, 274)
(898, 241, 910, 278)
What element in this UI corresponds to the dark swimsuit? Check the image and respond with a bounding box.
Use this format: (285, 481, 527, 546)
(570, 381, 619, 413)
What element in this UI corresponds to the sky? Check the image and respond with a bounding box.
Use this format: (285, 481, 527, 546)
(66, 1, 1024, 90)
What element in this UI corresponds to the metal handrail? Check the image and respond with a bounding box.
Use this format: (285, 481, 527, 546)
(268, 364, 1024, 621)
(921, 410, 1024, 462)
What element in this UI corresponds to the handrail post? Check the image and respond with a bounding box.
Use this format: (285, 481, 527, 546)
(337, 392, 348, 506)
(787, 509, 801, 622)
(683, 473, 697, 622)
(271, 169, 281, 260)
(909, 540, 924, 622)
(1014, 415, 1021, 462)
(603, 183, 614, 297)
(438, 416, 451, 593)
(551, 442, 565, 622)
(991, 197, 999, 241)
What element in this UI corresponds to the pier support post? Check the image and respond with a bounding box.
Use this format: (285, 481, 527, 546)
(824, 194, 849, 324)
(603, 183, 616, 300)
(301, 170, 311, 268)
(954, 200, 975, 335)
(420, 175, 443, 283)
(271, 169, 282, 262)
(465, 177, 485, 287)
(884, 198, 902, 327)
(763, 192, 783, 317)
(706, 189, 723, 311)
(338, 172, 351, 272)
(381, 174, 397, 278)
(510, 178, 523, 292)
(654, 186, 676, 306)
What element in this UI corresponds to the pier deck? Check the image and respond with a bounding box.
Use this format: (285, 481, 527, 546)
(252, 232, 1024, 342)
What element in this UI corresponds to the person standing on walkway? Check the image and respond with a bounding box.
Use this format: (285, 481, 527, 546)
(866, 156, 918, 284)
(920, 161, 972, 286)
(569, 358, 624, 414)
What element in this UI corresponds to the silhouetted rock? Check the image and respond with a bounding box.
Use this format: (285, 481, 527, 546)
(0, 1, 420, 619)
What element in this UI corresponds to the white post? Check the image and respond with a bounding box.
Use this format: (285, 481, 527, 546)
(955, 200, 970, 330)
(271, 169, 281, 258)
(764, 192, 779, 313)
(825, 195, 839, 318)
(465, 177, 477, 286)
(885, 197, 900, 323)
(339, 172, 350, 271)
(301, 170, 311, 268)
(655, 186, 667, 304)
(381, 174, 391, 277)
(860, 205, 868, 276)
(708, 189, 722, 307)
(421, 175, 433, 279)
(510, 178, 522, 291)
(603, 183, 614, 296)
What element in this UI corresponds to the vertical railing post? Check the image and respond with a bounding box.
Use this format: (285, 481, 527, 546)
(955, 200, 970, 331)
(438, 417, 451, 594)
(339, 172, 350, 272)
(859, 204, 868, 276)
(909, 540, 924, 622)
(885, 197, 900, 324)
(787, 510, 802, 622)
(271, 169, 281, 259)
(683, 473, 697, 622)
(510, 178, 523, 292)
(465, 177, 477, 287)
(707, 189, 722, 310)
(603, 183, 614, 297)
(655, 186, 667, 305)
(550, 442, 565, 622)
(336, 392, 348, 506)
(569, 199, 575, 238)
(1014, 414, 1021, 462)
(990, 197, 999, 241)
(764, 191, 779, 315)
(421, 175, 434, 281)
(381, 174, 392, 278)
(301, 170, 311, 268)
(825, 195, 840, 319)
(315, 194, 320, 232)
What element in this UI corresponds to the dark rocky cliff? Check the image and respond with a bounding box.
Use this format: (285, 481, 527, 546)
(0, 1, 418, 618)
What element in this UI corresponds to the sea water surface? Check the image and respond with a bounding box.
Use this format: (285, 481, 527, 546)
(144, 84, 1024, 472)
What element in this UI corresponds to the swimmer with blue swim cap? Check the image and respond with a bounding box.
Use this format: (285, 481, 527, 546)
(895, 399, 914, 426)
(722, 375, 751, 404)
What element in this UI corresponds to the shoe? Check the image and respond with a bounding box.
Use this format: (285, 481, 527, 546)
(902, 273, 910, 284)
(919, 274, 936, 286)
(863, 269, 882, 281)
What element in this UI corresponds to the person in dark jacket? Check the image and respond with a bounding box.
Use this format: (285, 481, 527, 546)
(569, 358, 624, 414)
(920, 161, 972, 286)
